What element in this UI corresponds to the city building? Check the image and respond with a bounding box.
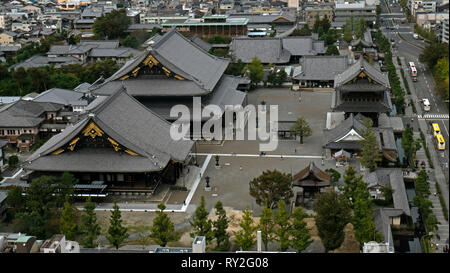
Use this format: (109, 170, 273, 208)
(292, 162, 331, 206)
(161, 15, 248, 38)
(334, 0, 377, 25)
(292, 56, 349, 88)
(441, 19, 449, 42)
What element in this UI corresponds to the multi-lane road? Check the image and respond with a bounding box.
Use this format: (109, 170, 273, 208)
(380, 0, 449, 176)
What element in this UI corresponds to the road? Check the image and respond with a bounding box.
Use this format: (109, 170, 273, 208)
(380, 0, 449, 180)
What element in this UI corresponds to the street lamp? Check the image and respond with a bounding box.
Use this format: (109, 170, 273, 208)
(205, 176, 211, 191)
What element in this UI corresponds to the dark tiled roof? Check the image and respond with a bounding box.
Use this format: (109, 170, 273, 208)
(24, 89, 193, 173)
(230, 37, 291, 63)
(292, 162, 331, 187)
(0, 100, 63, 127)
(294, 56, 348, 81)
(364, 169, 410, 216)
(334, 58, 390, 89)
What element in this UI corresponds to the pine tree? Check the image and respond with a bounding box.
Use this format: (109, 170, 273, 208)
(290, 206, 312, 252)
(249, 169, 293, 209)
(212, 201, 229, 251)
(80, 198, 101, 248)
(258, 201, 276, 251)
(274, 200, 292, 252)
(107, 201, 128, 249)
(59, 195, 78, 240)
(233, 207, 257, 251)
(190, 196, 213, 243)
(150, 203, 180, 247)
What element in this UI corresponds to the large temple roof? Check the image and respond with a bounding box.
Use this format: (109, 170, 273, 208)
(334, 58, 390, 90)
(292, 162, 331, 187)
(91, 29, 230, 97)
(24, 89, 194, 173)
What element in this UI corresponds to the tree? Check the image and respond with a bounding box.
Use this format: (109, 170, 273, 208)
(291, 24, 312, 36)
(12, 67, 27, 93)
(122, 34, 139, 48)
(150, 203, 180, 247)
(274, 200, 292, 251)
(80, 198, 101, 248)
(59, 196, 78, 240)
(343, 19, 353, 43)
(6, 187, 25, 215)
(258, 201, 276, 251)
(355, 18, 367, 39)
(225, 59, 246, 76)
(29, 67, 50, 92)
(249, 170, 293, 209)
(325, 168, 341, 183)
(290, 117, 312, 144)
(314, 190, 352, 251)
(212, 201, 229, 251)
(325, 45, 340, 56)
(360, 121, 382, 172)
(190, 196, 214, 243)
(8, 155, 19, 168)
(92, 9, 131, 39)
(402, 127, 421, 168)
(50, 72, 80, 89)
(290, 206, 312, 252)
(107, 201, 129, 249)
(247, 57, 264, 89)
(56, 172, 78, 207)
(233, 207, 257, 251)
(419, 42, 448, 69)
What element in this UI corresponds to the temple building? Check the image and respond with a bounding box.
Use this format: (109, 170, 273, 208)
(22, 89, 194, 195)
(332, 58, 392, 125)
(292, 162, 331, 205)
(323, 113, 398, 163)
(90, 28, 248, 127)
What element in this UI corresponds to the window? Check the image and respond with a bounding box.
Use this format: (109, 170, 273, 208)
(0, 130, 4, 135)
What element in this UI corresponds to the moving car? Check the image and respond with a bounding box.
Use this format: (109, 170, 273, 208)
(422, 98, 431, 111)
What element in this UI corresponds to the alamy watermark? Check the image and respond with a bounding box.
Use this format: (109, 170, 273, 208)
(170, 97, 279, 151)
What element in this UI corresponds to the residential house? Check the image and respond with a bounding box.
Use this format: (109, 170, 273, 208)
(0, 31, 18, 45)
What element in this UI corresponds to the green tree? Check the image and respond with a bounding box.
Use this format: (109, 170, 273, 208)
(107, 201, 129, 249)
(29, 67, 50, 92)
(12, 67, 28, 93)
(150, 203, 180, 247)
(8, 155, 19, 168)
(360, 121, 382, 172)
(402, 127, 421, 168)
(274, 200, 292, 251)
(212, 201, 229, 251)
(249, 169, 293, 209)
(122, 34, 139, 48)
(50, 72, 80, 89)
(314, 190, 352, 251)
(225, 59, 246, 76)
(291, 24, 312, 36)
(342, 166, 358, 202)
(59, 196, 78, 240)
(92, 9, 131, 39)
(190, 196, 214, 243)
(233, 207, 257, 251)
(290, 206, 312, 252)
(258, 201, 276, 251)
(419, 42, 448, 69)
(290, 117, 312, 144)
(80, 197, 101, 248)
(325, 168, 341, 183)
(325, 45, 340, 56)
(56, 172, 78, 207)
(355, 18, 367, 39)
(6, 187, 25, 214)
(247, 57, 264, 89)
(343, 19, 353, 43)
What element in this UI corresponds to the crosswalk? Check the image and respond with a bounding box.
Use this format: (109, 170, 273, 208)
(417, 114, 450, 119)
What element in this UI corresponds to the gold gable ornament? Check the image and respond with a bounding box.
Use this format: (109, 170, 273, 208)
(52, 148, 64, 155)
(68, 137, 80, 151)
(82, 122, 104, 139)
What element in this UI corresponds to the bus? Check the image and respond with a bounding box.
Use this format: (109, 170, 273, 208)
(409, 62, 418, 81)
(435, 134, 446, 150)
(432, 123, 441, 137)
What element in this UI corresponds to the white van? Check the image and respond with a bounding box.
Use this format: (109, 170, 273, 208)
(422, 98, 431, 111)
(413, 33, 419, 39)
